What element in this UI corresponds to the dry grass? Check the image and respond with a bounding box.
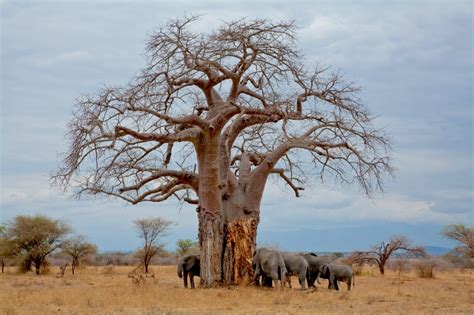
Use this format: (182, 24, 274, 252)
(0, 265, 473, 314)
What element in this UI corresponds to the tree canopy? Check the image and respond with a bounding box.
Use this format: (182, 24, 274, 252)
(61, 235, 98, 274)
(442, 224, 474, 267)
(348, 235, 426, 275)
(53, 17, 393, 286)
(4, 215, 70, 275)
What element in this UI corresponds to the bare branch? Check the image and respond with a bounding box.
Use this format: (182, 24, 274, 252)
(270, 168, 304, 197)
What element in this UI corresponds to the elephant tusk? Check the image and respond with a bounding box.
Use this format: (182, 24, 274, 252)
(246, 258, 253, 264)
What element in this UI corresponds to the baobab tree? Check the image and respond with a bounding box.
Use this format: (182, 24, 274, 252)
(53, 17, 393, 286)
(348, 235, 426, 275)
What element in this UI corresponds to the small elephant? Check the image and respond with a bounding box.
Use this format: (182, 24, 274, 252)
(303, 253, 335, 288)
(177, 254, 200, 288)
(253, 248, 287, 288)
(317, 263, 355, 291)
(281, 253, 309, 290)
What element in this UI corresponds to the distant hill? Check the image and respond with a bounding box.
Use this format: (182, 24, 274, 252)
(424, 246, 452, 256)
(312, 247, 452, 257)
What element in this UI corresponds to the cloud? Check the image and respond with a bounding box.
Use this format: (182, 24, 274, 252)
(260, 183, 469, 230)
(299, 15, 349, 42)
(1, 1, 472, 251)
(0, 174, 56, 205)
(32, 50, 91, 67)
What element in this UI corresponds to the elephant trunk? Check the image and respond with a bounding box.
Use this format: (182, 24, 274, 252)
(316, 273, 321, 285)
(177, 262, 183, 278)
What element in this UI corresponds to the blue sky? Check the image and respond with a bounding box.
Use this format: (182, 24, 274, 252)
(1, 0, 472, 253)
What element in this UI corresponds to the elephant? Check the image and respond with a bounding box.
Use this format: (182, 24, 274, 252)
(303, 253, 335, 288)
(317, 263, 355, 291)
(281, 253, 309, 290)
(252, 248, 287, 288)
(177, 254, 200, 288)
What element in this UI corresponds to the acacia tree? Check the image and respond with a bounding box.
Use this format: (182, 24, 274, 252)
(442, 224, 474, 267)
(349, 235, 426, 275)
(53, 17, 392, 286)
(176, 239, 199, 256)
(61, 235, 98, 274)
(134, 218, 172, 273)
(4, 215, 70, 275)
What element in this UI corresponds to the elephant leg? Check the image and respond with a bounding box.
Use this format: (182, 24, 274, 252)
(299, 273, 306, 290)
(329, 274, 338, 290)
(253, 264, 261, 284)
(347, 279, 351, 291)
(190, 274, 195, 289)
(334, 279, 339, 291)
(263, 275, 273, 287)
(183, 271, 188, 288)
(307, 271, 316, 288)
(254, 274, 260, 286)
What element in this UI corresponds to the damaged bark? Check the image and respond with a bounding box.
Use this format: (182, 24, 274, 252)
(223, 217, 259, 284)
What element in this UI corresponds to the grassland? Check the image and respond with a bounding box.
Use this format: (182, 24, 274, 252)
(0, 265, 473, 314)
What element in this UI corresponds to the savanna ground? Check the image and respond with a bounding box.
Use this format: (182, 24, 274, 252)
(0, 265, 473, 314)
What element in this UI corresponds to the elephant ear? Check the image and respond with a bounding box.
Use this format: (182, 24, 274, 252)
(321, 264, 329, 277)
(186, 256, 197, 269)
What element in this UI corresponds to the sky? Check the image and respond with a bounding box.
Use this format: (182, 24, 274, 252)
(1, 0, 472, 253)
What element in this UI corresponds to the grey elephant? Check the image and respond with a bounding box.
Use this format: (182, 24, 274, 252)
(253, 248, 287, 288)
(303, 253, 335, 288)
(177, 254, 200, 288)
(317, 263, 355, 291)
(281, 253, 309, 290)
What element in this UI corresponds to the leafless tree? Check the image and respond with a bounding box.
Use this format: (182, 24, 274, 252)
(133, 218, 172, 273)
(387, 259, 412, 277)
(349, 235, 426, 275)
(61, 235, 98, 274)
(53, 17, 393, 286)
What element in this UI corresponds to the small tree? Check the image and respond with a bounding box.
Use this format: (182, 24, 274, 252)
(349, 235, 426, 275)
(4, 215, 70, 275)
(134, 218, 173, 273)
(442, 224, 474, 267)
(176, 239, 199, 256)
(61, 236, 98, 274)
(387, 259, 412, 277)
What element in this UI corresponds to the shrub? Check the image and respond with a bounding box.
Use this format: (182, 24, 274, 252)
(414, 258, 447, 278)
(387, 259, 412, 276)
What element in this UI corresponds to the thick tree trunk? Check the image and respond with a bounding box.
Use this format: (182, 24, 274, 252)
(199, 212, 223, 287)
(222, 217, 258, 284)
(379, 263, 385, 275)
(220, 172, 263, 285)
(34, 261, 41, 275)
(196, 133, 225, 287)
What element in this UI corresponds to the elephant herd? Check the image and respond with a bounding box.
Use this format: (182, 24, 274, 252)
(177, 248, 355, 291)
